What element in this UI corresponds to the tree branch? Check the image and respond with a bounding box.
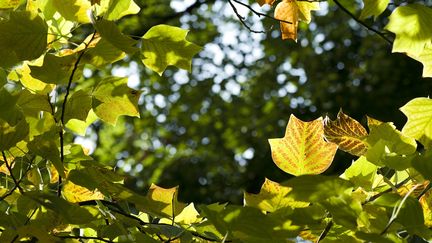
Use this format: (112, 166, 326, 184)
(332, 0, 393, 44)
(317, 220, 333, 242)
(1, 151, 23, 194)
(54, 235, 114, 243)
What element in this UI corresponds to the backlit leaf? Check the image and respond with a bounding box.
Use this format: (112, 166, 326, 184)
(146, 184, 186, 218)
(0, 11, 47, 67)
(30, 54, 77, 84)
(92, 76, 141, 125)
(94, 19, 139, 54)
(400, 97, 432, 149)
(257, 0, 276, 6)
(0, 0, 20, 9)
(367, 122, 417, 155)
(8, 63, 55, 94)
(102, 0, 140, 20)
(52, 0, 91, 23)
(268, 115, 337, 176)
(385, 4, 432, 57)
(82, 38, 126, 68)
(174, 203, 201, 225)
(66, 109, 98, 136)
(62, 180, 104, 203)
(244, 178, 307, 212)
(419, 190, 432, 227)
(367, 116, 383, 130)
(64, 90, 92, 123)
(324, 110, 368, 156)
(342, 156, 377, 190)
(141, 24, 202, 75)
(408, 44, 432, 78)
(360, 0, 390, 20)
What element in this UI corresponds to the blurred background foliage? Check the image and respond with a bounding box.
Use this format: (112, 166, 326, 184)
(76, 0, 432, 204)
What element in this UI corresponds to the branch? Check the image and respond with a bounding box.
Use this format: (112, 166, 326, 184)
(1, 151, 23, 194)
(57, 31, 97, 197)
(228, 0, 292, 34)
(54, 235, 114, 243)
(317, 220, 333, 242)
(332, 0, 393, 44)
(363, 178, 410, 205)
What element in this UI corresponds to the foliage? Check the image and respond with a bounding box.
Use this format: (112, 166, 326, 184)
(1, 0, 432, 242)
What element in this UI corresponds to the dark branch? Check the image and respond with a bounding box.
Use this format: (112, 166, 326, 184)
(317, 220, 333, 242)
(55, 235, 114, 243)
(332, 0, 393, 44)
(1, 151, 23, 194)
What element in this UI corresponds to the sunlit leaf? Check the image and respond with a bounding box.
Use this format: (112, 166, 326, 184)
(400, 97, 432, 148)
(94, 19, 139, 54)
(30, 54, 77, 84)
(268, 115, 337, 176)
(8, 63, 55, 94)
(62, 180, 104, 203)
(367, 122, 417, 155)
(174, 203, 201, 225)
(82, 38, 126, 68)
(0, 11, 47, 68)
(244, 178, 307, 212)
(408, 44, 432, 78)
(419, 190, 432, 227)
(92, 76, 141, 125)
(141, 24, 202, 75)
(367, 116, 383, 130)
(359, 0, 390, 20)
(64, 90, 92, 123)
(385, 4, 432, 57)
(0, 0, 20, 9)
(342, 156, 377, 189)
(52, 0, 91, 23)
(101, 0, 140, 20)
(146, 184, 186, 218)
(66, 109, 98, 136)
(324, 110, 368, 156)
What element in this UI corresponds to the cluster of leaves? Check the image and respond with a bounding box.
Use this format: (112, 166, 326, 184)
(1, 0, 432, 242)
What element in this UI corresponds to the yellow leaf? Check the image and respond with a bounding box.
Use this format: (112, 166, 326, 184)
(257, 0, 276, 6)
(274, 0, 320, 41)
(324, 110, 368, 156)
(0, 0, 20, 9)
(268, 115, 338, 176)
(174, 203, 201, 224)
(366, 116, 383, 130)
(275, 0, 298, 41)
(62, 180, 104, 203)
(146, 184, 186, 218)
(419, 187, 432, 227)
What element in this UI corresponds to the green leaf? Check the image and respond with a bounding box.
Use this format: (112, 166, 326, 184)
(400, 97, 432, 149)
(52, 0, 91, 23)
(0, 11, 47, 68)
(102, 0, 140, 20)
(268, 115, 338, 176)
(8, 63, 55, 94)
(94, 19, 139, 54)
(0, 0, 21, 9)
(385, 4, 432, 57)
(17, 89, 52, 116)
(82, 38, 126, 68)
(141, 24, 202, 75)
(324, 110, 368, 156)
(342, 156, 377, 189)
(64, 89, 92, 123)
(282, 175, 353, 202)
(30, 54, 77, 84)
(359, 0, 390, 20)
(366, 122, 417, 155)
(66, 109, 98, 136)
(320, 194, 362, 229)
(145, 184, 186, 218)
(412, 150, 432, 181)
(92, 76, 141, 125)
(244, 178, 308, 212)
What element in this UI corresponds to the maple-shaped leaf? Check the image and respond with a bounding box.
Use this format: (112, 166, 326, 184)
(62, 180, 104, 203)
(324, 110, 368, 156)
(141, 24, 202, 75)
(385, 4, 432, 57)
(244, 178, 308, 212)
(274, 0, 319, 41)
(92, 76, 141, 125)
(145, 184, 186, 218)
(359, 0, 390, 20)
(400, 97, 432, 149)
(407, 43, 432, 78)
(268, 115, 337, 176)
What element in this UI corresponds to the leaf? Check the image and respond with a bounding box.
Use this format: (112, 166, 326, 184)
(400, 97, 432, 148)
(257, 0, 276, 6)
(52, 0, 91, 23)
(268, 115, 337, 176)
(103, 0, 140, 20)
(366, 122, 417, 155)
(419, 190, 432, 227)
(66, 109, 98, 136)
(367, 116, 383, 130)
(359, 0, 390, 20)
(282, 175, 353, 202)
(94, 19, 139, 54)
(174, 203, 201, 225)
(0, 0, 20, 9)
(62, 180, 104, 203)
(145, 184, 186, 218)
(17, 90, 52, 115)
(274, 0, 319, 41)
(0, 11, 47, 68)
(82, 38, 126, 68)
(244, 178, 307, 212)
(8, 63, 55, 94)
(141, 24, 202, 75)
(408, 44, 432, 78)
(30, 54, 77, 84)
(92, 76, 141, 125)
(342, 156, 377, 190)
(64, 90, 92, 123)
(324, 110, 368, 156)
(385, 4, 432, 57)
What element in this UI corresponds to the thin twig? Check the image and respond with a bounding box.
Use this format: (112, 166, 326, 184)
(231, 0, 292, 24)
(228, 0, 265, 33)
(54, 235, 114, 243)
(1, 151, 23, 194)
(317, 220, 333, 242)
(363, 178, 410, 205)
(57, 31, 97, 197)
(332, 0, 393, 44)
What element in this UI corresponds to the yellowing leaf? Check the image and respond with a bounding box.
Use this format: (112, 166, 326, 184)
(53, 0, 91, 23)
(257, 0, 276, 6)
(420, 189, 432, 227)
(274, 0, 319, 41)
(8, 63, 55, 94)
(102, 0, 140, 20)
(141, 24, 202, 75)
(385, 4, 432, 57)
(360, 0, 390, 20)
(244, 178, 308, 212)
(407, 44, 432, 78)
(0, 0, 20, 9)
(400, 97, 432, 149)
(174, 203, 201, 224)
(62, 180, 104, 203)
(367, 116, 383, 130)
(146, 184, 186, 218)
(324, 110, 368, 156)
(268, 115, 338, 176)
